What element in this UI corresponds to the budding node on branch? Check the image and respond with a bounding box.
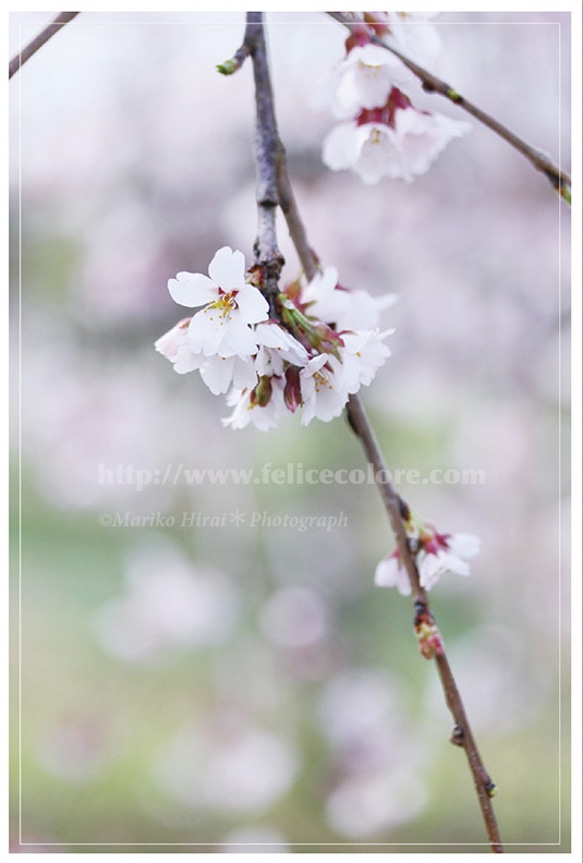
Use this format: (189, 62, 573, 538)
(413, 603, 444, 659)
(217, 59, 239, 76)
(450, 724, 465, 746)
(485, 780, 498, 798)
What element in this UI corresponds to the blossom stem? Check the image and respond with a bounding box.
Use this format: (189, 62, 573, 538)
(8, 11, 80, 79)
(327, 11, 570, 202)
(235, 11, 505, 852)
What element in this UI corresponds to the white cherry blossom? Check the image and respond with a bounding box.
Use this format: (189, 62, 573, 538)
(333, 329, 392, 393)
(446, 532, 481, 560)
(313, 16, 441, 121)
(199, 354, 258, 396)
(155, 317, 258, 394)
(323, 104, 471, 184)
(158, 247, 395, 430)
(254, 321, 309, 376)
(417, 532, 480, 590)
(167, 247, 269, 358)
(302, 266, 397, 331)
(385, 12, 442, 69)
(154, 318, 203, 375)
(321, 44, 415, 120)
(375, 530, 480, 594)
(417, 547, 469, 591)
(300, 354, 350, 425)
(222, 378, 286, 432)
(375, 551, 411, 595)
(168, 246, 247, 306)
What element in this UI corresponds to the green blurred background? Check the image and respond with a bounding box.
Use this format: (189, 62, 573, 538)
(10, 11, 571, 853)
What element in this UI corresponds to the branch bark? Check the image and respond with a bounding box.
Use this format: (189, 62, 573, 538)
(9, 12, 79, 79)
(231, 13, 285, 319)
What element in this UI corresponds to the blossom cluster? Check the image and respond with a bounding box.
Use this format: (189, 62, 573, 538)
(375, 508, 480, 594)
(155, 247, 396, 430)
(318, 12, 471, 183)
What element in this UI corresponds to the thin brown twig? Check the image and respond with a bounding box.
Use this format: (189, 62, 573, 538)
(227, 11, 504, 851)
(227, 13, 285, 319)
(9, 11, 79, 79)
(345, 394, 503, 853)
(327, 11, 571, 202)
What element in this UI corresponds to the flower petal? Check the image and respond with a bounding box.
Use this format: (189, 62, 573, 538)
(447, 533, 481, 560)
(188, 310, 224, 356)
(173, 351, 203, 375)
(235, 285, 270, 324)
(154, 319, 190, 361)
(418, 552, 444, 590)
(168, 272, 217, 308)
(217, 317, 260, 358)
(232, 356, 259, 391)
(222, 381, 285, 432)
(419, 549, 470, 590)
(208, 246, 247, 291)
(200, 356, 235, 394)
(356, 125, 402, 184)
(255, 322, 309, 366)
(375, 555, 411, 595)
(322, 122, 364, 171)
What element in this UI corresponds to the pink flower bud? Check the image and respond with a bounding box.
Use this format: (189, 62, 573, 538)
(284, 366, 302, 413)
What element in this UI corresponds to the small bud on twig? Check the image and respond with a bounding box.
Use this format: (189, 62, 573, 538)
(414, 604, 445, 659)
(450, 724, 465, 747)
(486, 781, 498, 798)
(217, 60, 238, 75)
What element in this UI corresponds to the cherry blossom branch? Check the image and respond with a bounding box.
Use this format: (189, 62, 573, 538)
(285, 200, 505, 856)
(223, 11, 504, 851)
(284, 226, 505, 852)
(345, 394, 502, 852)
(222, 13, 285, 318)
(8, 11, 79, 79)
(327, 11, 571, 203)
(246, 13, 286, 317)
